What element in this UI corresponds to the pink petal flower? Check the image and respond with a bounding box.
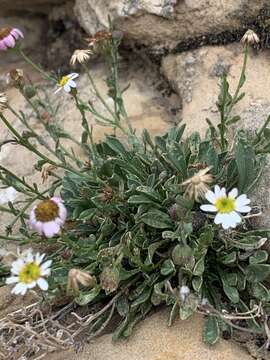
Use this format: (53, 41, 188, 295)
(4, 34, 15, 48)
(11, 28, 24, 39)
(0, 40, 7, 50)
(42, 221, 60, 238)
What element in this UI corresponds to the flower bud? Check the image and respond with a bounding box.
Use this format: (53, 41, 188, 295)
(67, 269, 96, 293)
(241, 29, 260, 46)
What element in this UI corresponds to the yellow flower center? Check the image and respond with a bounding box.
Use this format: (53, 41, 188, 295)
(59, 75, 69, 87)
(35, 199, 59, 222)
(215, 196, 235, 214)
(0, 26, 12, 40)
(19, 262, 41, 284)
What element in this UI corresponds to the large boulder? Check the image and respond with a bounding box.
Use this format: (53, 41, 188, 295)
(162, 43, 270, 227)
(74, 0, 268, 49)
(0, 0, 69, 14)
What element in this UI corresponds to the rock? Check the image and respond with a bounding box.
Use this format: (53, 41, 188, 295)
(49, 310, 252, 360)
(1, 0, 69, 15)
(74, 0, 267, 49)
(162, 43, 270, 227)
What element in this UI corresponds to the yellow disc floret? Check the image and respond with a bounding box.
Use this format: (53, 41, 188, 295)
(19, 262, 41, 284)
(59, 75, 69, 87)
(35, 199, 59, 222)
(215, 196, 235, 214)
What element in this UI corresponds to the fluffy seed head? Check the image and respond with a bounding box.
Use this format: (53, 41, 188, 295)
(70, 49, 92, 66)
(182, 166, 213, 201)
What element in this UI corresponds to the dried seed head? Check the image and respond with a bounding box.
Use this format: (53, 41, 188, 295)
(67, 268, 96, 293)
(100, 266, 119, 294)
(41, 164, 57, 183)
(181, 166, 213, 201)
(7, 68, 24, 87)
(70, 49, 92, 66)
(241, 29, 260, 46)
(100, 186, 113, 203)
(0, 92, 8, 113)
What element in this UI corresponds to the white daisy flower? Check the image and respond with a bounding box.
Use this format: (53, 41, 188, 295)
(200, 185, 251, 230)
(54, 73, 79, 94)
(6, 249, 52, 295)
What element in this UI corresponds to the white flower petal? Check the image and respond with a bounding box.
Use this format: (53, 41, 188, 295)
(229, 188, 238, 199)
(235, 194, 251, 207)
(40, 260, 52, 271)
(237, 205, 251, 213)
(64, 84, 71, 92)
(12, 282, 27, 295)
(37, 278, 48, 291)
(35, 253, 45, 265)
(200, 204, 217, 212)
(11, 259, 25, 274)
(67, 80, 76, 88)
(27, 281, 37, 289)
(6, 276, 19, 284)
(68, 73, 79, 80)
(205, 190, 216, 204)
(214, 185, 221, 197)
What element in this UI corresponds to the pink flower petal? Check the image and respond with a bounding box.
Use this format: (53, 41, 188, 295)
(43, 221, 60, 238)
(58, 202, 67, 222)
(0, 40, 7, 50)
(4, 34, 15, 48)
(11, 28, 24, 39)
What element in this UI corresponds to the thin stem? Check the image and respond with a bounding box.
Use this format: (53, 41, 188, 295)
(18, 48, 56, 83)
(226, 44, 248, 117)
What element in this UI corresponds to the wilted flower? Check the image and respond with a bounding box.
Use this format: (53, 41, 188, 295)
(0, 92, 8, 113)
(86, 30, 112, 48)
(41, 164, 57, 183)
(0, 26, 23, 50)
(182, 166, 213, 201)
(67, 269, 96, 293)
(55, 73, 79, 94)
(29, 197, 67, 238)
(70, 49, 92, 66)
(200, 185, 251, 230)
(241, 29, 260, 46)
(6, 249, 51, 295)
(7, 68, 25, 87)
(179, 285, 190, 302)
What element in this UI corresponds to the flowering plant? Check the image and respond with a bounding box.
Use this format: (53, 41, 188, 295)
(0, 27, 270, 356)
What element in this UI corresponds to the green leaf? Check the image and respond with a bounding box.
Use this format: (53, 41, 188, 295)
(140, 210, 172, 229)
(249, 250, 268, 265)
(235, 138, 256, 192)
(203, 316, 220, 345)
(75, 286, 101, 306)
(222, 283, 239, 303)
(136, 186, 162, 202)
(175, 195, 194, 210)
(193, 257, 205, 276)
(192, 276, 203, 292)
(252, 283, 270, 302)
(179, 294, 198, 320)
(128, 195, 157, 205)
(131, 287, 152, 308)
(246, 264, 270, 283)
(220, 251, 237, 265)
(147, 240, 168, 264)
(116, 295, 130, 316)
(161, 259, 175, 276)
